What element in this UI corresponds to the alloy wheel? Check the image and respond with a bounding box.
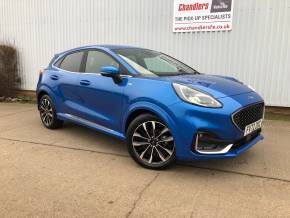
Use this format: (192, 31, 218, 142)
(132, 121, 175, 165)
(39, 98, 54, 126)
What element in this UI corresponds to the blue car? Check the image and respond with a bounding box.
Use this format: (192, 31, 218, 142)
(36, 45, 264, 169)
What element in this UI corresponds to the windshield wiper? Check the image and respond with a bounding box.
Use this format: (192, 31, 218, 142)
(177, 68, 199, 75)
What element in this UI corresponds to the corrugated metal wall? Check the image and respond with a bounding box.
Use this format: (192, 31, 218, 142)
(0, 0, 289, 106)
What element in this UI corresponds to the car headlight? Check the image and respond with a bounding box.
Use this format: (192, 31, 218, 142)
(172, 83, 222, 108)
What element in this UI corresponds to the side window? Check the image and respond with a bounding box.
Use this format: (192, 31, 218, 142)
(59, 51, 84, 72)
(85, 50, 119, 73)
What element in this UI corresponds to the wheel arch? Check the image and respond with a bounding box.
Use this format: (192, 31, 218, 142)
(36, 86, 58, 111)
(37, 90, 48, 105)
(123, 102, 176, 135)
(125, 109, 156, 132)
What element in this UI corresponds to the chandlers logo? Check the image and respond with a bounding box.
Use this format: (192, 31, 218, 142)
(178, 0, 232, 12)
(211, 0, 232, 13)
(178, 3, 209, 11)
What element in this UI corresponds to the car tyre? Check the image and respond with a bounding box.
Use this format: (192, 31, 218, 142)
(127, 114, 176, 170)
(39, 95, 63, 129)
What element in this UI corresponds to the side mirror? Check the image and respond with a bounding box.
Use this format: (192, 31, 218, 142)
(100, 66, 119, 77)
(100, 66, 122, 83)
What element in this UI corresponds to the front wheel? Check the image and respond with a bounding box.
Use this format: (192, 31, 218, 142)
(126, 114, 176, 170)
(39, 95, 63, 129)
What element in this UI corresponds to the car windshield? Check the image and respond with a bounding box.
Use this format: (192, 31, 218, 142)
(113, 48, 198, 76)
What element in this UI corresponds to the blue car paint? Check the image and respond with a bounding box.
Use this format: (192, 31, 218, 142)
(37, 45, 264, 161)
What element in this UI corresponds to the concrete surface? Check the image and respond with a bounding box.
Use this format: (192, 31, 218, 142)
(0, 103, 290, 218)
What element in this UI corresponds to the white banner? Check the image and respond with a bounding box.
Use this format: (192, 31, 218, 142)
(173, 0, 233, 32)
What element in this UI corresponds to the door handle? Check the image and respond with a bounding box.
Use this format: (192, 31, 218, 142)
(50, 75, 59, 80)
(80, 80, 91, 86)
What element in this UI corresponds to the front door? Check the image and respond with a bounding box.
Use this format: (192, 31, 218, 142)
(76, 50, 127, 131)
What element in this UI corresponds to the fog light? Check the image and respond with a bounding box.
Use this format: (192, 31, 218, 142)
(194, 132, 233, 154)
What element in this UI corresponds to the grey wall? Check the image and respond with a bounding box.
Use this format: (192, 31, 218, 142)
(0, 0, 289, 106)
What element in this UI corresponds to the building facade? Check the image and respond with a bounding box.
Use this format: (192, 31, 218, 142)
(0, 0, 289, 106)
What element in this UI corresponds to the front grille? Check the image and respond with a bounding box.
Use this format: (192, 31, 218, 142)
(232, 102, 265, 131)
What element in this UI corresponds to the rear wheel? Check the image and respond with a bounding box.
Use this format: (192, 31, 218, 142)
(39, 95, 63, 129)
(127, 114, 176, 169)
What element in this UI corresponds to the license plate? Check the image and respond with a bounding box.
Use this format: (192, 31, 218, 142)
(244, 119, 263, 136)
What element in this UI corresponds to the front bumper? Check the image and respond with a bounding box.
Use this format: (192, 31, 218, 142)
(167, 91, 264, 160)
(178, 132, 264, 161)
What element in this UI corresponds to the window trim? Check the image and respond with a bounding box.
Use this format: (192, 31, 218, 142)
(52, 48, 133, 76)
(82, 48, 131, 76)
(52, 49, 87, 74)
(54, 56, 65, 68)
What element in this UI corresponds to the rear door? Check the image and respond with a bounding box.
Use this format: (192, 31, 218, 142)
(76, 49, 127, 131)
(52, 50, 85, 116)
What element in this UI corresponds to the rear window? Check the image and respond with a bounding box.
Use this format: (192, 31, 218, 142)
(58, 51, 84, 72)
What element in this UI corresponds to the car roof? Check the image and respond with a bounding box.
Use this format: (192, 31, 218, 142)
(56, 44, 139, 56)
